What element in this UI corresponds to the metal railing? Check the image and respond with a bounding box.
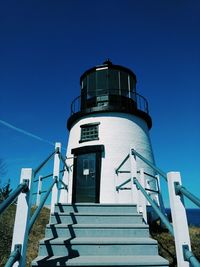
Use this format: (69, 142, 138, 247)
(2, 144, 200, 267)
(4, 245, 21, 267)
(34, 149, 58, 176)
(115, 154, 130, 175)
(0, 142, 71, 267)
(115, 148, 200, 267)
(28, 178, 57, 234)
(174, 182, 200, 208)
(71, 90, 149, 115)
(131, 149, 167, 180)
(133, 177, 174, 235)
(131, 148, 200, 209)
(134, 175, 199, 267)
(0, 180, 29, 215)
(116, 178, 131, 191)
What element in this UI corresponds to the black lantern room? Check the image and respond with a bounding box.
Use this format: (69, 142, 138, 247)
(67, 60, 152, 129)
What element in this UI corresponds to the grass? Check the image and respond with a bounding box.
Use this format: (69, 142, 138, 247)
(26, 206, 50, 267)
(0, 204, 16, 266)
(0, 205, 199, 267)
(150, 223, 200, 267)
(0, 205, 49, 267)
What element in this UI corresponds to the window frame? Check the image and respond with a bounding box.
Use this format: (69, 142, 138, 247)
(79, 122, 100, 143)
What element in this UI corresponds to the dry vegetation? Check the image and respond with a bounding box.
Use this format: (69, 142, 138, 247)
(0, 205, 49, 267)
(150, 223, 200, 267)
(26, 207, 50, 267)
(0, 205, 199, 267)
(0, 204, 16, 266)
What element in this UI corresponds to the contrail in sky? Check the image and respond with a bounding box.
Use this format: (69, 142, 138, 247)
(0, 119, 55, 147)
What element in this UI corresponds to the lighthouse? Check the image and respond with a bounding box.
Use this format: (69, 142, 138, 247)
(31, 61, 169, 266)
(61, 60, 158, 205)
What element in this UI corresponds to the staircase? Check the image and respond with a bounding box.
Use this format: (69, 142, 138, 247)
(32, 203, 169, 267)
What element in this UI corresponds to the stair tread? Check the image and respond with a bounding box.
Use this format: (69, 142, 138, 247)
(32, 255, 169, 266)
(56, 203, 137, 207)
(32, 204, 168, 266)
(53, 212, 141, 216)
(47, 223, 148, 229)
(40, 237, 157, 244)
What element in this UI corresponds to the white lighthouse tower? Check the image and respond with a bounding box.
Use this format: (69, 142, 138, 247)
(61, 60, 158, 206)
(30, 61, 170, 266)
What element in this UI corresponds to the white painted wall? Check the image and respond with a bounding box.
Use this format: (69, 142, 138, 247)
(65, 112, 156, 204)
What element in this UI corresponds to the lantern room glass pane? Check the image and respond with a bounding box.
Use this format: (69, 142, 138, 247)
(82, 77, 87, 90)
(130, 75, 136, 92)
(96, 69, 107, 90)
(87, 72, 96, 98)
(108, 69, 119, 92)
(120, 71, 129, 91)
(120, 71, 129, 97)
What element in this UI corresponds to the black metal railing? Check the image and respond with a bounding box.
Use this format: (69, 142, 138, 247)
(71, 90, 149, 115)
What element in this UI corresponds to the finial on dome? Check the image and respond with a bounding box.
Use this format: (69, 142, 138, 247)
(103, 59, 112, 65)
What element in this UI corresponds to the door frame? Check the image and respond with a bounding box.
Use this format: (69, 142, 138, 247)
(71, 145, 104, 203)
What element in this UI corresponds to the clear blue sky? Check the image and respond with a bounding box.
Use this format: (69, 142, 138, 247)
(0, 0, 199, 207)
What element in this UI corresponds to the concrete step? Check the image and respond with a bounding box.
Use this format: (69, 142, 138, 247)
(31, 204, 169, 267)
(38, 237, 158, 257)
(50, 213, 143, 224)
(45, 223, 149, 238)
(32, 255, 169, 266)
(55, 203, 137, 214)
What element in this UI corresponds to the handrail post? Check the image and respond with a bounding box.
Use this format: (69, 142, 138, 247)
(11, 168, 33, 267)
(155, 174, 166, 215)
(59, 168, 70, 203)
(51, 143, 61, 214)
(167, 172, 191, 267)
(36, 176, 42, 207)
(138, 168, 147, 222)
(59, 153, 72, 203)
(130, 147, 139, 209)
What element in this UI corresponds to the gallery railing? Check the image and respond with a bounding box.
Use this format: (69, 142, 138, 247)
(71, 90, 149, 115)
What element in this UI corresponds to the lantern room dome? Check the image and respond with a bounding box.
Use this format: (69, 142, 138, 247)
(80, 60, 137, 98)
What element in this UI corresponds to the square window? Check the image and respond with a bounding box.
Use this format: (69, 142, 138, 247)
(80, 123, 100, 143)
